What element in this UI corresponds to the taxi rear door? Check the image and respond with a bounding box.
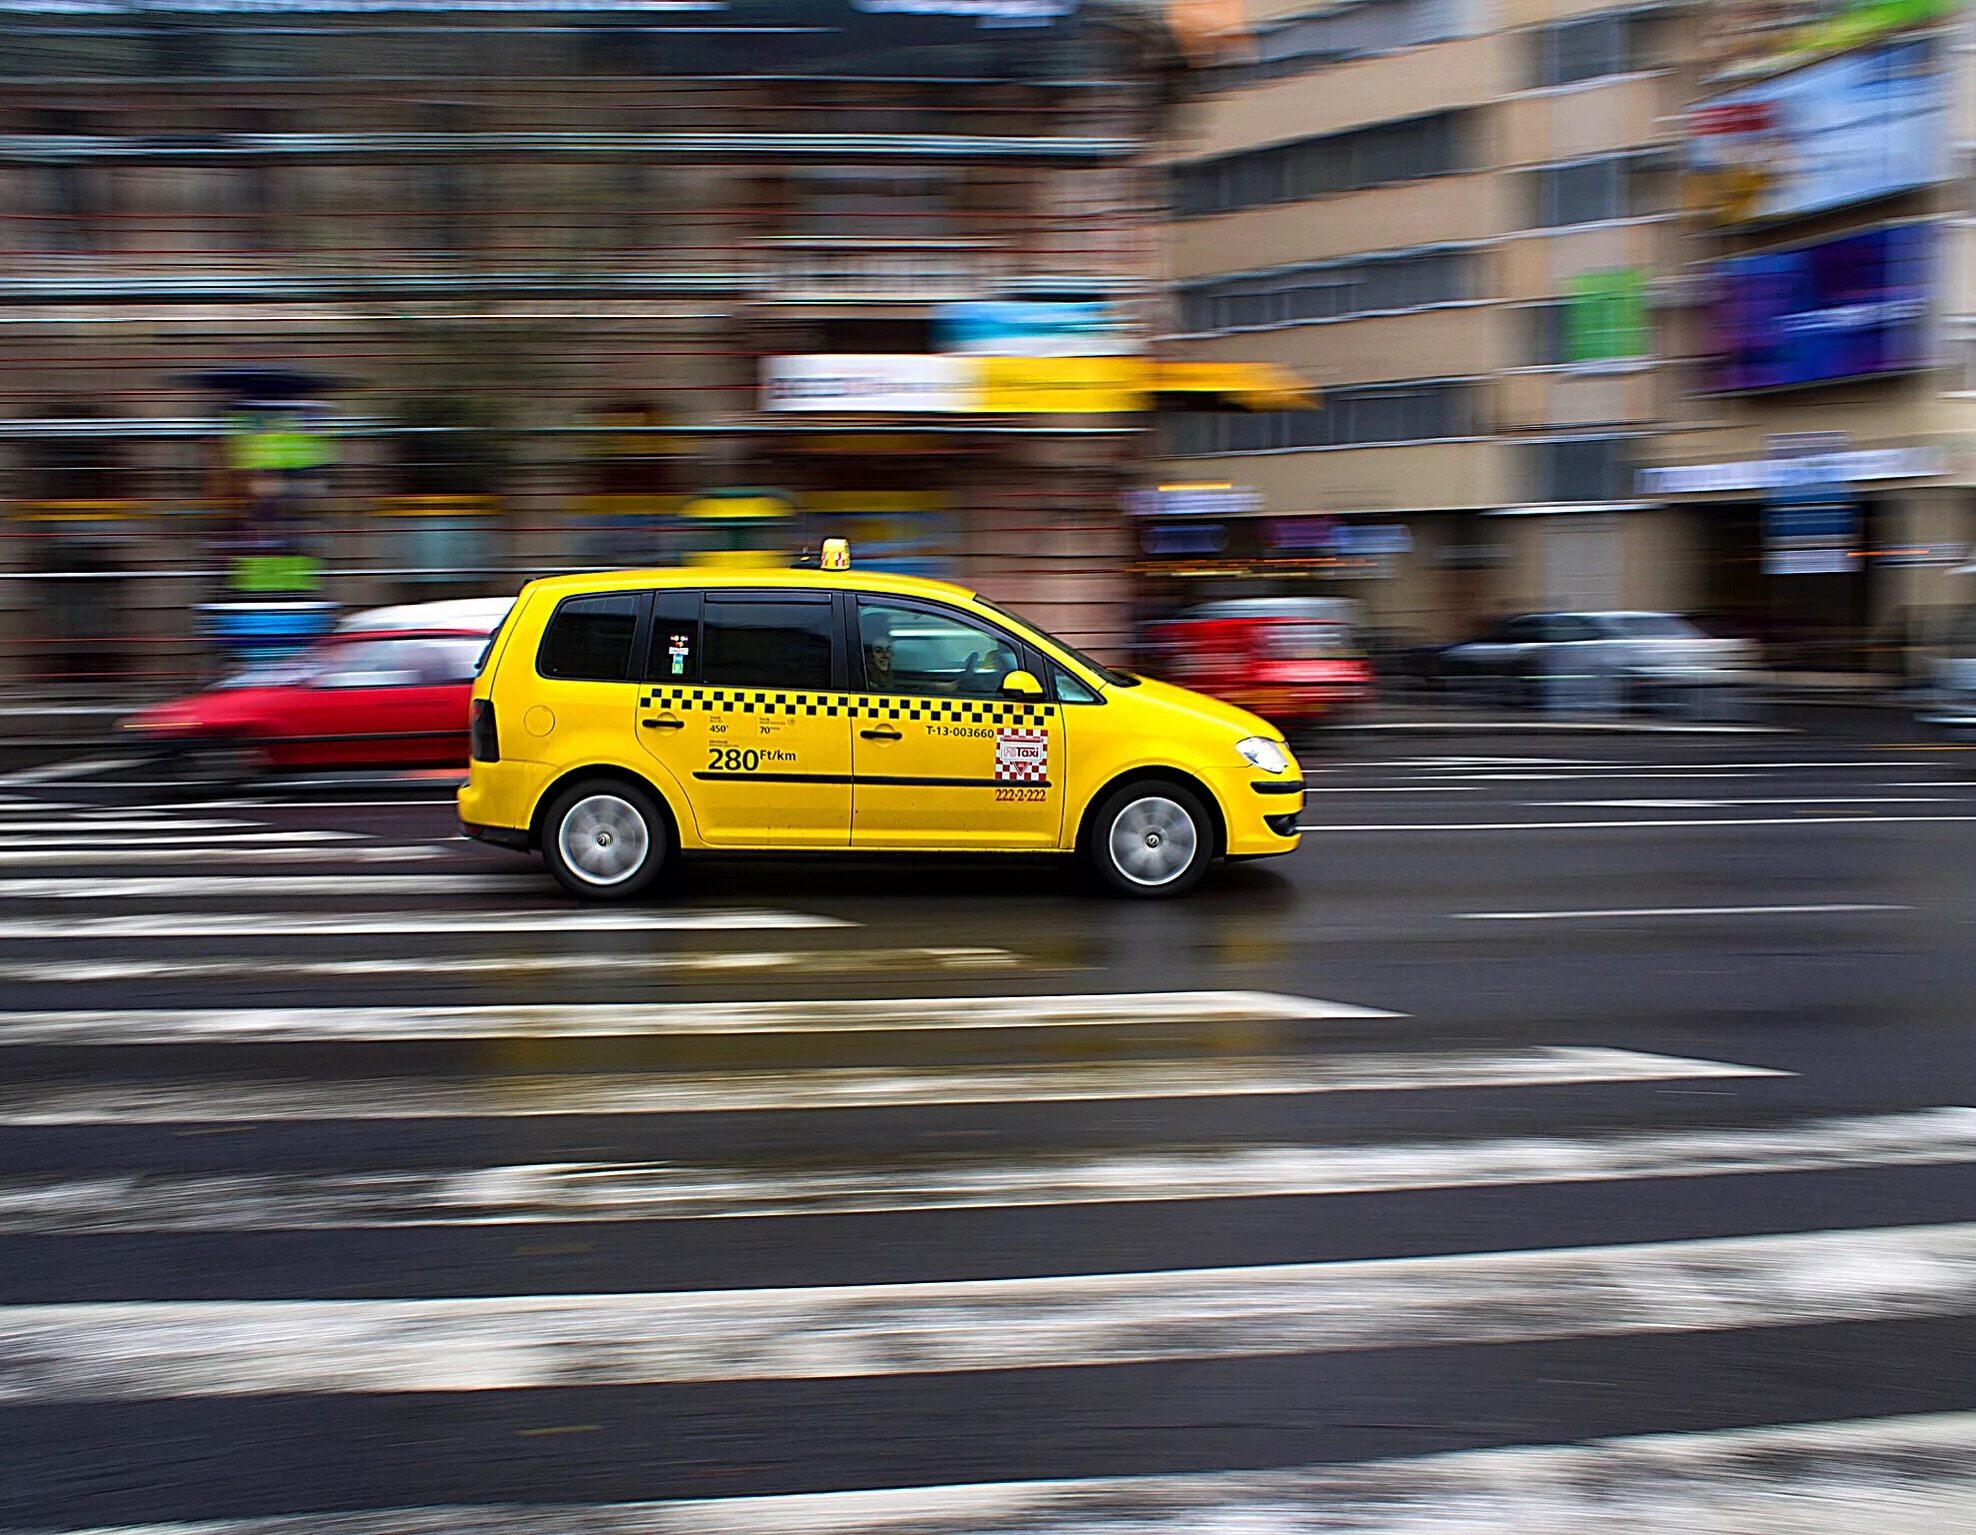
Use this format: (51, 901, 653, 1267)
(634, 589, 852, 847)
(849, 595, 1062, 850)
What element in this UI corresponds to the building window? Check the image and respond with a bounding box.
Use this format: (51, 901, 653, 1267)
(30, 108, 109, 253)
(420, 103, 477, 253)
(1523, 154, 1666, 229)
(1533, 11, 1652, 89)
(1199, 0, 1482, 92)
(1179, 248, 1476, 332)
(1524, 436, 1632, 503)
(227, 107, 282, 253)
(1176, 111, 1467, 218)
(792, 169, 952, 241)
(1167, 380, 1475, 454)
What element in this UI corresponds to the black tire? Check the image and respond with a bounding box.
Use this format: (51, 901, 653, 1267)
(164, 738, 261, 788)
(1085, 780, 1214, 898)
(541, 778, 669, 901)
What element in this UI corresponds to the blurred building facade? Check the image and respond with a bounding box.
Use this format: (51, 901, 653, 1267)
(0, 0, 1182, 695)
(1152, 0, 1971, 672)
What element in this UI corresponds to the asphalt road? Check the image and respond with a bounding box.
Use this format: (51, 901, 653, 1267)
(3, 729, 1976, 1532)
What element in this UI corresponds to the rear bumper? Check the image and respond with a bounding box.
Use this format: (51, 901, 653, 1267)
(459, 818, 531, 853)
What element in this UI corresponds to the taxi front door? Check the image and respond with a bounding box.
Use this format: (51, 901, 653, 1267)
(849, 596, 1063, 850)
(634, 590, 852, 847)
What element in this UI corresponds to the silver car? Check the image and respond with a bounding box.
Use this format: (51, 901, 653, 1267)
(1439, 611, 1754, 710)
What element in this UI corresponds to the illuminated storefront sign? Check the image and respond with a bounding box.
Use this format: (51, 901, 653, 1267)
(762, 355, 973, 413)
(1637, 446, 1944, 497)
(1701, 224, 1932, 394)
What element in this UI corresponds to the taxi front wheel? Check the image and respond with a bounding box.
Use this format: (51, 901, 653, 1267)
(543, 780, 669, 901)
(1088, 782, 1212, 898)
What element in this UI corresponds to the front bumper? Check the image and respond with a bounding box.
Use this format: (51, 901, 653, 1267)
(1209, 766, 1304, 856)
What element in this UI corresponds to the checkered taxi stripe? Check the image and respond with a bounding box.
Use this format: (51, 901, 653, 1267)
(638, 687, 1057, 725)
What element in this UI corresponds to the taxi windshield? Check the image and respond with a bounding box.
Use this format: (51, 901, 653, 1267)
(977, 599, 1139, 688)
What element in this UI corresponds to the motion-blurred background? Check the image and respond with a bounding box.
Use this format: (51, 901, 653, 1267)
(1, 0, 1966, 716)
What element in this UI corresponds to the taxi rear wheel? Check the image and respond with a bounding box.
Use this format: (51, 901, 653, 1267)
(543, 780, 668, 900)
(1088, 781, 1212, 898)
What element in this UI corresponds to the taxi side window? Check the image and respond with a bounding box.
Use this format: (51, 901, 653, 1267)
(858, 599, 1019, 697)
(538, 593, 642, 681)
(643, 591, 701, 683)
(1053, 666, 1100, 704)
(703, 596, 833, 690)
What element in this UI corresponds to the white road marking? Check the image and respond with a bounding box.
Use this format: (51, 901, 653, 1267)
(0, 818, 258, 835)
(1338, 720, 1783, 735)
(0, 1047, 1787, 1123)
(4, 1222, 1971, 1400)
(36, 1411, 1964, 1534)
(1536, 796, 1959, 809)
(1414, 760, 1928, 774)
(0, 874, 544, 901)
(1300, 785, 1488, 794)
(0, 846, 440, 868)
(0, 991, 1397, 1047)
(0, 756, 128, 785)
(1460, 903, 1910, 921)
(0, 829, 358, 847)
(0, 907, 852, 940)
(6, 1106, 1966, 1233)
(1302, 815, 1976, 833)
(0, 947, 1029, 986)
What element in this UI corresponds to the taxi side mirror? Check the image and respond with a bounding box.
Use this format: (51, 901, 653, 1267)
(999, 669, 1044, 699)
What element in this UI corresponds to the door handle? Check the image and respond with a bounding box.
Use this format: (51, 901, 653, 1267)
(860, 726, 902, 741)
(642, 715, 684, 731)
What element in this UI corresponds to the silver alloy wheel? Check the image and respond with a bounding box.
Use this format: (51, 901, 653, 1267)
(1107, 794, 1199, 888)
(556, 793, 651, 887)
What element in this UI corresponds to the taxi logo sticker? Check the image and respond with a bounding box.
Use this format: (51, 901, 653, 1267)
(995, 729, 1048, 784)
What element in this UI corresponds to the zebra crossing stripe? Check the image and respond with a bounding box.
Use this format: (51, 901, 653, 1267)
(0, 1047, 1788, 1124)
(25, 1410, 1961, 1534)
(0, 818, 259, 835)
(0, 907, 853, 939)
(0, 846, 441, 868)
(0, 874, 547, 901)
(0, 946, 1025, 985)
(3, 1223, 1973, 1400)
(4, 1107, 1968, 1232)
(0, 992, 1396, 1046)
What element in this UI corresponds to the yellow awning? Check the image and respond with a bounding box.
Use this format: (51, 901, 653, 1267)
(1146, 361, 1319, 411)
(679, 494, 796, 521)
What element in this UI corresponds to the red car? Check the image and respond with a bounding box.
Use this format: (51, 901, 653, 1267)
(124, 607, 507, 779)
(1143, 597, 1375, 735)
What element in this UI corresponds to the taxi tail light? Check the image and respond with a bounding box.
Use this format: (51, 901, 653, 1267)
(470, 698, 500, 762)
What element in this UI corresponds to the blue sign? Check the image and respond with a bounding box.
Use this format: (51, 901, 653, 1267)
(1688, 41, 1946, 226)
(1706, 224, 1931, 393)
(937, 301, 1134, 357)
(1763, 434, 1858, 575)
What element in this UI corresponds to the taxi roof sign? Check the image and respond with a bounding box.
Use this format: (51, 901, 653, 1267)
(820, 537, 852, 570)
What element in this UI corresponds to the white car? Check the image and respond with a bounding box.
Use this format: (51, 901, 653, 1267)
(1439, 611, 1754, 710)
(335, 596, 514, 636)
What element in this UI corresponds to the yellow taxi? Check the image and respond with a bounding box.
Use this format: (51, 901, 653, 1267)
(458, 551, 1304, 899)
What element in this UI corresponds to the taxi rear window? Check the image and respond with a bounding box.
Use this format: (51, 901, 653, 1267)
(538, 593, 640, 681)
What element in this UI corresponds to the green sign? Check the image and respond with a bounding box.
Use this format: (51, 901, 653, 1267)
(226, 411, 335, 473)
(1782, 0, 1954, 63)
(229, 554, 323, 594)
(1566, 269, 1649, 364)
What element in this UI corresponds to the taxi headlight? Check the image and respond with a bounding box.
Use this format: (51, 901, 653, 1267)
(1237, 736, 1289, 775)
